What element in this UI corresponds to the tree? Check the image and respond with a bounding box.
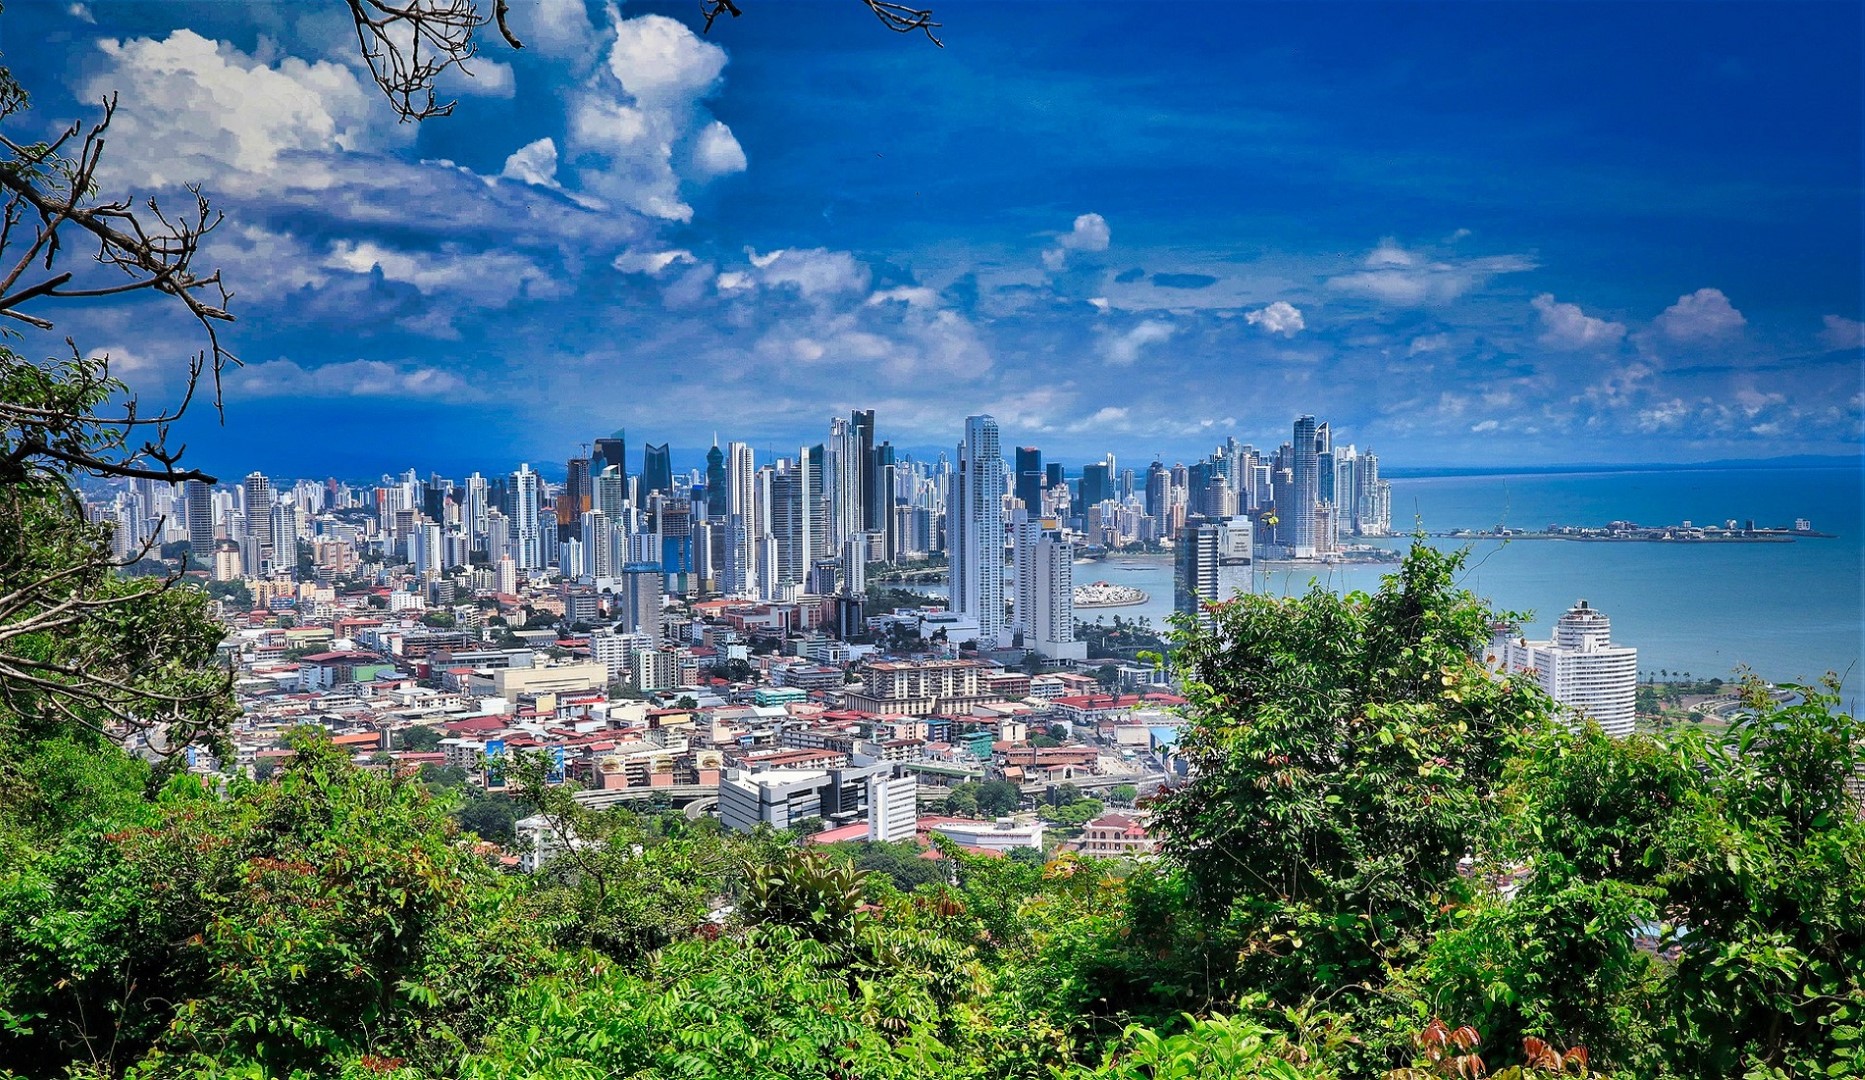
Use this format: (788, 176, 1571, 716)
(977, 779, 1021, 817)
(457, 790, 517, 843)
(400, 724, 445, 752)
(1151, 543, 1548, 1009)
(1094, 664, 1122, 693)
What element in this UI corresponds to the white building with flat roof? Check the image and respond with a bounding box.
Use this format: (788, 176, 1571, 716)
(1488, 599, 1638, 737)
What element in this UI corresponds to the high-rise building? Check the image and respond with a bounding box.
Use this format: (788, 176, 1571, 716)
(1289, 415, 1318, 558)
(465, 472, 489, 549)
(242, 472, 273, 563)
(511, 463, 543, 570)
(1080, 461, 1114, 510)
(1014, 446, 1044, 512)
(704, 441, 727, 519)
(1175, 515, 1255, 623)
(591, 433, 627, 483)
(1488, 600, 1638, 737)
(620, 562, 665, 640)
(1013, 511, 1085, 661)
(852, 409, 880, 532)
(565, 456, 592, 515)
(641, 443, 672, 498)
(185, 480, 215, 560)
(952, 415, 1005, 648)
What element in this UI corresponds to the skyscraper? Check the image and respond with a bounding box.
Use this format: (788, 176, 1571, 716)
(1013, 510, 1085, 661)
(852, 409, 879, 532)
(1290, 415, 1318, 558)
(591, 433, 626, 480)
(705, 441, 727, 518)
(952, 415, 1005, 648)
(511, 463, 543, 570)
(242, 472, 273, 564)
(1175, 515, 1255, 623)
(1014, 446, 1044, 512)
(185, 480, 215, 560)
(641, 443, 672, 498)
(1488, 600, 1638, 737)
(565, 456, 592, 514)
(1080, 461, 1113, 510)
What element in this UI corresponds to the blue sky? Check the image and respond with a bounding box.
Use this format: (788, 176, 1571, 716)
(8, 0, 1861, 479)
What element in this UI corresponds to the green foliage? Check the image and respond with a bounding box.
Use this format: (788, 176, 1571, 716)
(1152, 543, 1545, 1010)
(0, 482, 237, 754)
(398, 725, 444, 753)
(0, 732, 543, 1077)
(977, 779, 1022, 817)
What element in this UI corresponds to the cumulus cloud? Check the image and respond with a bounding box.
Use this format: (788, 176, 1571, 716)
(1101, 319, 1174, 365)
(1245, 300, 1305, 337)
(85, 29, 401, 192)
(1655, 287, 1745, 340)
(565, 12, 745, 220)
(690, 120, 747, 176)
(1326, 239, 1535, 306)
(1820, 314, 1863, 351)
(1531, 293, 1626, 349)
(1042, 212, 1111, 270)
(721, 248, 871, 299)
(525, 0, 599, 65)
(229, 358, 470, 399)
(500, 138, 562, 187)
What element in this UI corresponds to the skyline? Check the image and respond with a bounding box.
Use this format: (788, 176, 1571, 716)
(9, 1, 1862, 478)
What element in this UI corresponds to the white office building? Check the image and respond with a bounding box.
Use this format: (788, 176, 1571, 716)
(1488, 599, 1638, 737)
(867, 773, 919, 842)
(1013, 512, 1087, 661)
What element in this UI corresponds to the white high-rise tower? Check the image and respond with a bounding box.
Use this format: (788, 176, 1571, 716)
(953, 415, 1005, 648)
(1488, 599, 1639, 737)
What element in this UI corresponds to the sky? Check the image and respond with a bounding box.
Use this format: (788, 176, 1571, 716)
(7, 0, 1862, 480)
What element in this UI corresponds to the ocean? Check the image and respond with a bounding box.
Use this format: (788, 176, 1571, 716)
(957, 465, 1864, 703)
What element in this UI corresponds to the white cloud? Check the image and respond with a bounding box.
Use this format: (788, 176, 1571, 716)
(1531, 293, 1626, 349)
(525, 0, 599, 65)
(67, 2, 95, 23)
(1636, 398, 1693, 432)
(867, 286, 940, 307)
(606, 13, 727, 102)
(1655, 287, 1745, 340)
(1326, 239, 1535, 306)
(86, 29, 402, 192)
(565, 11, 745, 221)
(501, 138, 562, 187)
(727, 248, 871, 299)
(1820, 314, 1863, 351)
(1101, 319, 1174, 366)
(613, 248, 697, 275)
(1067, 405, 1131, 433)
(691, 120, 747, 176)
(229, 358, 470, 399)
(1244, 300, 1305, 337)
(442, 59, 515, 98)
(1470, 419, 1500, 433)
(1408, 333, 1450, 356)
(323, 240, 560, 302)
(1042, 212, 1111, 270)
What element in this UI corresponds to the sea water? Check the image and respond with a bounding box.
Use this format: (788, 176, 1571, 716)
(973, 466, 1863, 697)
